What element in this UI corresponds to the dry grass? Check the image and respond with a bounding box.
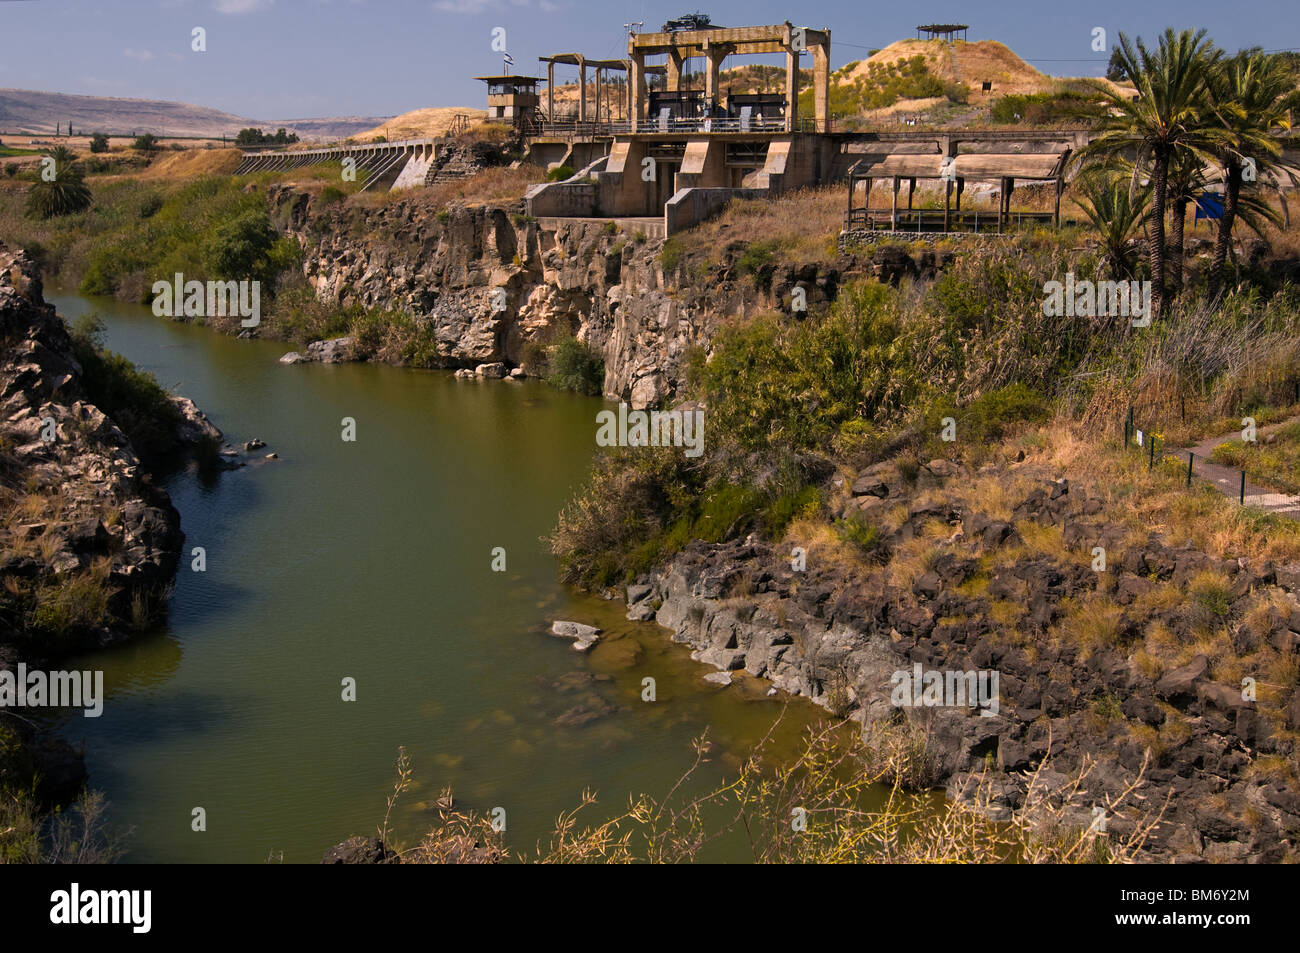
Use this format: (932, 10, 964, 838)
(381, 717, 1163, 864)
(133, 148, 242, 181)
(350, 165, 544, 210)
(1040, 425, 1300, 564)
(351, 108, 489, 142)
(668, 186, 846, 267)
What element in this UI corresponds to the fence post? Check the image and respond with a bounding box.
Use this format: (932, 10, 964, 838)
(1187, 452, 1193, 487)
(1240, 470, 1246, 505)
(1148, 436, 1155, 471)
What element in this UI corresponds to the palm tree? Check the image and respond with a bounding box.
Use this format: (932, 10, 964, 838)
(1205, 50, 1300, 300)
(1165, 148, 1207, 292)
(1078, 28, 1224, 317)
(25, 174, 92, 218)
(26, 146, 91, 219)
(1074, 168, 1151, 280)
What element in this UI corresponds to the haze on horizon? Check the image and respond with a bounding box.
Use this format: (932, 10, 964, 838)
(0, 0, 1297, 120)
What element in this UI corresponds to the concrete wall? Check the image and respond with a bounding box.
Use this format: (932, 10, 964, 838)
(525, 182, 600, 217)
(664, 187, 764, 234)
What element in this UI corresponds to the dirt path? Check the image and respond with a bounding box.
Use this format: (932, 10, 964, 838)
(1169, 414, 1300, 519)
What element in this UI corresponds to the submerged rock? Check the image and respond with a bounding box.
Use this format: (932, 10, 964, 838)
(550, 620, 602, 651)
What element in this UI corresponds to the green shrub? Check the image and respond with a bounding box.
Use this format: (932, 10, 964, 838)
(836, 515, 887, 559)
(660, 236, 686, 273)
(67, 314, 183, 470)
(546, 335, 604, 396)
(545, 165, 576, 182)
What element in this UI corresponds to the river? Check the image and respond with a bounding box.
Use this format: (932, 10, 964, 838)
(47, 293, 824, 863)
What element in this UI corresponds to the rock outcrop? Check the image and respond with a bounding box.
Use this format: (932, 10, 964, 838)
(628, 460, 1300, 862)
(270, 187, 945, 408)
(0, 243, 191, 662)
(0, 242, 207, 805)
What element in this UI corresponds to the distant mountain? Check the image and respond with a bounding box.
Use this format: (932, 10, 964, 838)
(0, 88, 391, 142)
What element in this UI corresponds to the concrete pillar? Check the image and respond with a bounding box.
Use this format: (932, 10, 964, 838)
(631, 52, 646, 128)
(891, 176, 899, 229)
(705, 47, 725, 111)
(785, 48, 800, 132)
(667, 50, 683, 92)
(547, 61, 554, 122)
(813, 41, 830, 132)
(578, 57, 587, 123)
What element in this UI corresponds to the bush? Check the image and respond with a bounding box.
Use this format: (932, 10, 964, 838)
(89, 132, 109, 154)
(67, 314, 183, 470)
(660, 236, 687, 273)
(546, 335, 604, 396)
(545, 165, 576, 182)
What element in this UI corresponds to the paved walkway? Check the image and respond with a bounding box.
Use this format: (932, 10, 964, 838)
(1170, 414, 1300, 519)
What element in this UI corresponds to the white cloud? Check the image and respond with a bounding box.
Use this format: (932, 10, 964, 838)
(124, 48, 155, 61)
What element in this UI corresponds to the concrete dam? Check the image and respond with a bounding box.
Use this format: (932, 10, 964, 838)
(233, 138, 442, 192)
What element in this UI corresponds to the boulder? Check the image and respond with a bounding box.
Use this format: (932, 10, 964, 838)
(550, 620, 601, 650)
(851, 473, 889, 498)
(1155, 654, 1209, 702)
(475, 362, 508, 379)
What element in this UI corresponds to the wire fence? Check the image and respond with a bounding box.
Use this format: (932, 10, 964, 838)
(1122, 405, 1299, 511)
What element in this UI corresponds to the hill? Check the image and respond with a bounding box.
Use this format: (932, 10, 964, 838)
(0, 88, 387, 141)
(351, 108, 489, 142)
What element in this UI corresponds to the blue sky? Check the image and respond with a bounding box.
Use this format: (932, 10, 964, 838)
(1, 0, 1297, 120)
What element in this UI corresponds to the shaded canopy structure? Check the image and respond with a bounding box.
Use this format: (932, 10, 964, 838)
(845, 148, 1071, 231)
(538, 54, 640, 123)
(916, 23, 969, 42)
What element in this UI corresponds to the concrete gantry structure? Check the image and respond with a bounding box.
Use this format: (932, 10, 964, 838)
(539, 54, 631, 123)
(628, 21, 831, 133)
(233, 138, 439, 192)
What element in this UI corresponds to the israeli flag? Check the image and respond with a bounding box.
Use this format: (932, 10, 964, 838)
(503, 52, 514, 68)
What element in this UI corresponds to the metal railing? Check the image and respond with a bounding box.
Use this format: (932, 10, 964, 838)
(843, 208, 1057, 233)
(529, 116, 833, 137)
(1123, 402, 1300, 510)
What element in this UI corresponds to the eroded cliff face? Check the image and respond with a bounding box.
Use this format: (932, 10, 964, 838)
(271, 186, 838, 407)
(0, 244, 197, 664)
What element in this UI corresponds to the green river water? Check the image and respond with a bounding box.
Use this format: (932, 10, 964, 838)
(47, 293, 825, 863)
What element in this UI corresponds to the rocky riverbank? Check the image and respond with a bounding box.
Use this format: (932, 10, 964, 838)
(626, 456, 1300, 862)
(0, 242, 215, 805)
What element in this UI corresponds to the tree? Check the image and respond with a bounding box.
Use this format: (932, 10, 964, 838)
(1105, 47, 1127, 82)
(1078, 29, 1225, 317)
(1074, 168, 1151, 280)
(1164, 148, 1207, 292)
(26, 162, 92, 218)
(47, 145, 78, 172)
(1205, 49, 1300, 299)
(202, 208, 277, 283)
(89, 132, 109, 154)
(132, 133, 159, 152)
